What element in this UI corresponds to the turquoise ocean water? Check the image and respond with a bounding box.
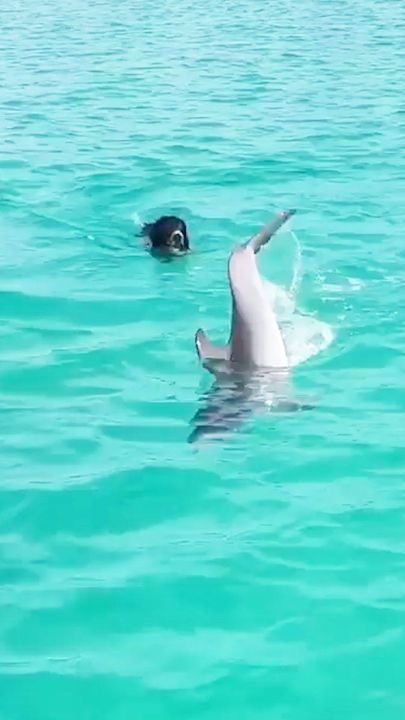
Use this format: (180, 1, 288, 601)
(1, 0, 405, 717)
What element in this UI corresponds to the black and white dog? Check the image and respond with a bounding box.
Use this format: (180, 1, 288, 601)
(141, 216, 190, 255)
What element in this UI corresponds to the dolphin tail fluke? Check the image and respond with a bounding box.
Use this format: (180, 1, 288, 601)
(195, 329, 229, 362)
(248, 209, 296, 254)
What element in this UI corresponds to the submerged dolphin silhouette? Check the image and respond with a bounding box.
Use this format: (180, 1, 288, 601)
(189, 210, 311, 443)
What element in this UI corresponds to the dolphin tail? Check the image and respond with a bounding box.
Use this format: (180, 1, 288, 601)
(195, 329, 229, 362)
(248, 209, 296, 254)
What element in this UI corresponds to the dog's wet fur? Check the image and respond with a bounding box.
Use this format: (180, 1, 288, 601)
(141, 216, 190, 256)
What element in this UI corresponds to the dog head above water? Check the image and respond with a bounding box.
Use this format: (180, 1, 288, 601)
(141, 216, 190, 256)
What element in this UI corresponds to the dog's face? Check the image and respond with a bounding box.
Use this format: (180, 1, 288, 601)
(142, 216, 190, 255)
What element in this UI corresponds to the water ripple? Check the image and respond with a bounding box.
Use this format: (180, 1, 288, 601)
(1, 0, 405, 717)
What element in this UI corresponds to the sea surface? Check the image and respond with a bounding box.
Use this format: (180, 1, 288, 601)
(1, 0, 405, 718)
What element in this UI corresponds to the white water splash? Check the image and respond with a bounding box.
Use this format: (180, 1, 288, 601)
(131, 211, 143, 229)
(263, 231, 334, 367)
(288, 230, 303, 296)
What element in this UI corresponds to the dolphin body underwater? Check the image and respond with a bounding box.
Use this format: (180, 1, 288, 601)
(189, 210, 312, 443)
